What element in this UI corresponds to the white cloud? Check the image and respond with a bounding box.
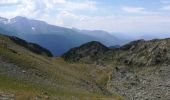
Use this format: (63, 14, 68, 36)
(47, 11, 170, 33)
(0, 0, 39, 18)
(0, 0, 97, 18)
(40, 0, 97, 11)
(161, 5, 170, 10)
(62, 1, 97, 11)
(0, 0, 19, 4)
(0, 0, 21, 6)
(122, 6, 145, 13)
(0, 0, 170, 34)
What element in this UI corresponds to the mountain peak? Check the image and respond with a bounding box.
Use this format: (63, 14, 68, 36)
(0, 17, 8, 21)
(62, 41, 109, 62)
(121, 39, 145, 50)
(0, 17, 8, 24)
(80, 41, 109, 48)
(9, 16, 29, 25)
(12, 16, 28, 20)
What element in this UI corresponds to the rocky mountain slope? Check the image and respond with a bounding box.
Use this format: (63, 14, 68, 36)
(62, 41, 109, 63)
(0, 34, 122, 100)
(1, 31, 170, 100)
(112, 39, 170, 66)
(9, 36, 53, 57)
(62, 39, 170, 100)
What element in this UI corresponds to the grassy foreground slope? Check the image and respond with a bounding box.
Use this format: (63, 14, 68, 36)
(0, 34, 123, 100)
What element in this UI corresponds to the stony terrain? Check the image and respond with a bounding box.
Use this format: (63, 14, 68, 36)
(63, 39, 170, 100)
(107, 65, 170, 100)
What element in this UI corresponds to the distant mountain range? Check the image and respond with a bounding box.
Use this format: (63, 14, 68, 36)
(2, 16, 168, 56)
(73, 29, 121, 46)
(0, 16, 122, 56)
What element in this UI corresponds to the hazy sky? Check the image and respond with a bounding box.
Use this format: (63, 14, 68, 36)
(1, 0, 170, 34)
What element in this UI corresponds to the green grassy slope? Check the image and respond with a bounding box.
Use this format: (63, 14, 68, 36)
(0, 34, 123, 100)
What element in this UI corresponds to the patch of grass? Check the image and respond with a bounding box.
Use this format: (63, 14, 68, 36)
(0, 75, 119, 100)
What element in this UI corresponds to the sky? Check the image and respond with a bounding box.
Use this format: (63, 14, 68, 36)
(0, 0, 170, 34)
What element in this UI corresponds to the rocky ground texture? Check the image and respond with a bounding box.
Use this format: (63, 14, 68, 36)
(107, 65, 170, 100)
(63, 39, 170, 100)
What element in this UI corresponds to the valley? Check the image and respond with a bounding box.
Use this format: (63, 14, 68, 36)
(0, 34, 123, 100)
(1, 0, 170, 99)
(0, 33, 170, 99)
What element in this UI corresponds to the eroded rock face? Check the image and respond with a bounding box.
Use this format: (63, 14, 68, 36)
(118, 38, 170, 66)
(107, 65, 170, 100)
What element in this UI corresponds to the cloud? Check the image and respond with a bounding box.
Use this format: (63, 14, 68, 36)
(121, 6, 145, 13)
(46, 11, 170, 34)
(0, 0, 21, 6)
(0, 0, 20, 4)
(0, 0, 97, 18)
(0, 0, 170, 34)
(161, 5, 170, 11)
(62, 1, 96, 11)
(39, 0, 97, 11)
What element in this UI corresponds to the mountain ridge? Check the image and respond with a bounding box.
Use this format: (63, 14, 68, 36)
(63, 38, 170, 66)
(9, 36, 53, 57)
(62, 37, 170, 100)
(62, 41, 109, 62)
(0, 16, 122, 56)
